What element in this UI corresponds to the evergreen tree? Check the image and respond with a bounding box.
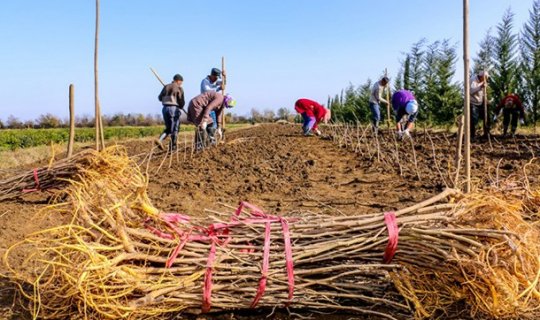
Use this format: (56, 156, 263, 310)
(403, 54, 411, 90)
(473, 29, 495, 74)
(408, 39, 426, 98)
(434, 40, 463, 124)
(521, 0, 540, 124)
(394, 69, 403, 91)
(422, 40, 441, 123)
(490, 9, 519, 103)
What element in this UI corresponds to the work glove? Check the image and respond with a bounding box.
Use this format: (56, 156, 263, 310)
(403, 129, 411, 139)
(492, 115, 498, 122)
(396, 130, 403, 139)
(200, 121, 208, 130)
(314, 129, 322, 136)
(520, 118, 525, 125)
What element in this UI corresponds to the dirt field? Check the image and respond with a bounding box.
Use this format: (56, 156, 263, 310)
(1, 123, 540, 319)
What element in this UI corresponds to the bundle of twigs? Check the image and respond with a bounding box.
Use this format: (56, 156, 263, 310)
(4, 147, 540, 320)
(0, 148, 114, 201)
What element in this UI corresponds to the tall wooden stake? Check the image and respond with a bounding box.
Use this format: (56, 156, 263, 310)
(454, 115, 464, 187)
(483, 72, 489, 137)
(94, 0, 102, 151)
(67, 84, 75, 158)
(221, 56, 226, 140)
(385, 68, 391, 128)
(463, 0, 471, 193)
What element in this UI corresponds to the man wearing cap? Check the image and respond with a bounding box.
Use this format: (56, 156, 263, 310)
(493, 92, 526, 137)
(156, 74, 185, 151)
(369, 77, 390, 132)
(391, 89, 418, 139)
(187, 91, 236, 150)
(294, 98, 330, 136)
(470, 71, 489, 139)
(200, 68, 226, 136)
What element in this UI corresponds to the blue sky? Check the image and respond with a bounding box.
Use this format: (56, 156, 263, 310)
(0, 1, 534, 121)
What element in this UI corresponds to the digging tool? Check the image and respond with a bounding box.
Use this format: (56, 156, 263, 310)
(150, 67, 166, 86)
(385, 68, 391, 128)
(149, 66, 187, 116)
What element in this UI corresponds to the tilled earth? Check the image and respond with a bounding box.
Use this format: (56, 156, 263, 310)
(1, 123, 540, 319)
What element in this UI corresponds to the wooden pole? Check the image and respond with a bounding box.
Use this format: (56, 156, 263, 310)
(98, 111, 105, 149)
(463, 0, 471, 193)
(67, 84, 75, 158)
(385, 68, 391, 128)
(483, 71, 489, 137)
(454, 115, 464, 187)
(94, 0, 101, 151)
(221, 56, 226, 141)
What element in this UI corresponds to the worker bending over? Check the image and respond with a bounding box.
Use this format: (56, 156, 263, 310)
(391, 89, 419, 139)
(294, 98, 330, 136)
(493, 93, 525, 138)
(187, 91, 235, 150)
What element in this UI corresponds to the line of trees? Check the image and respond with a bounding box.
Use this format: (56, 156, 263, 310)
(331, 0, 540, 126)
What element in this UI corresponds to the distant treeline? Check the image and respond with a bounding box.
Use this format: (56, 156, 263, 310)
(331, 0, 540, 126)
(0, 107, 297, 130)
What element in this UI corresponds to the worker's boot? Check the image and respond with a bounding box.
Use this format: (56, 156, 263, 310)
(169, 135, 177, 152)
(207, 127, 217, 146)
(196, 129, 207, 151)
(155, 133, 167, 150)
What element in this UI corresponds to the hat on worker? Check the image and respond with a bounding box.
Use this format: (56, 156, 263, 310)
(211, 68, 222, 78)
(224, 94, 236, 108)
(478, 70, 489, 77)
(173, 74, 183, 81)
(405, 100, 418, 115)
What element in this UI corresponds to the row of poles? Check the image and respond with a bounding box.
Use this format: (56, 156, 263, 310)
(67, 1, 473, 193)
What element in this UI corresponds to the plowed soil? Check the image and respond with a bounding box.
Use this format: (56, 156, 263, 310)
(2, 123, 540, 319)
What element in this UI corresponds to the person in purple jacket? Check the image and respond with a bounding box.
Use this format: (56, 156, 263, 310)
(391, 89, 419, 139)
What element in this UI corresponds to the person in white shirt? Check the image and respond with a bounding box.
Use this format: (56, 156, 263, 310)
(369, 76, 389, 132)
(470, 71, 488, 139)
(200, 68, 226, 142)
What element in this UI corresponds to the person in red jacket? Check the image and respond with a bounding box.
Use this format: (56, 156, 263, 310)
(294, 98, 330, 136)
(493, 93, 526, 137)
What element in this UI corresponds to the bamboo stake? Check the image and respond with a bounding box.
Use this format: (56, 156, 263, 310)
(385, 68, 391, 128)
(98, 111, 105, 150)
(463, 0, 471, 193)
(454, 115, 464, 188)
(94, 0, 101, 151)
(483, 71, 489, 138)
(221, 56, 226, 142)
(67, 84, 75, 158)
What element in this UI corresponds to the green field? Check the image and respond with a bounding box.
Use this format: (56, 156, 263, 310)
(0, 124, 248, 151)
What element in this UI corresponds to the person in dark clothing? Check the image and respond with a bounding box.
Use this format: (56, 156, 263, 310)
(493, 93, 526, 137)
(156, 74, 185, 152)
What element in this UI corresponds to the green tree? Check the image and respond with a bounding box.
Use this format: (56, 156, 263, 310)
(473, 29, 495, 74)
(394, 69, 403, 91)
(521, 0, 540, 124)
(490, 9, 519, 103)
(433, 40, 462, 124)
(408, 39, 426, 98)
(403, 54, 411, 90)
